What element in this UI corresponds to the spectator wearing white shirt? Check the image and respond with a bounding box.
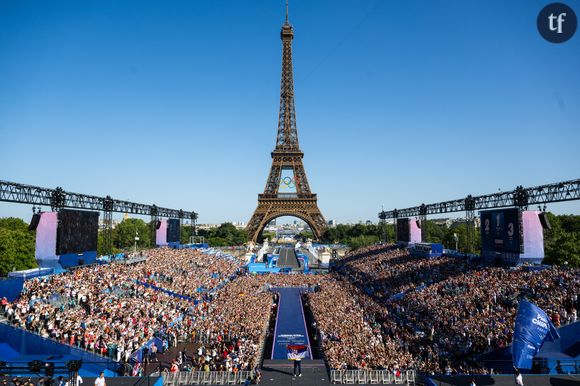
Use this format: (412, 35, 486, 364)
(94, 373, 105, 386)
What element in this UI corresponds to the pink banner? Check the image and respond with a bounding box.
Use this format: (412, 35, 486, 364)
(522, 211, 544, 260)
(35, 212, 58, 260)
(156, 220, 168, 246)
(410, 219, 422, 244)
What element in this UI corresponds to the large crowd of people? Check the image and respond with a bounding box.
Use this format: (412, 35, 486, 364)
(137, 248, 241, 299)
(306, 276, 417, 371)
(1, 243, 579, 377)
(331, 244, 580, 374)
(0, 248, 241, 366)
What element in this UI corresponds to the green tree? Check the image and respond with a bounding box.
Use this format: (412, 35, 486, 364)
(261, 231, 276, 242)
(443, 223, 468, 252)
(544, 213, 580, 267)
(0, 218, 37, 276)
(346, 235, 380, 249)
(297, 231, 314, 240)
(323, 227, 341, 243)
(232, 229, 248, 245)
(113, 218, 152, 251)
(208, 237, 228, 247)
(321, 223, 383, 248)
(0, 217, 31, 233)
(181, 224, 194, 244)
(196, 223, 248, 246)
(423, 221, 446, 244)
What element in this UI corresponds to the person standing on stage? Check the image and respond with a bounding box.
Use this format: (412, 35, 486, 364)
(293, 356, 302, 377)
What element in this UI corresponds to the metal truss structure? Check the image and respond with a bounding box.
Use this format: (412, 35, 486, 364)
(0, 180, 198, 254)
(246, 8, 326, 242)
(378, 179, 580, 252)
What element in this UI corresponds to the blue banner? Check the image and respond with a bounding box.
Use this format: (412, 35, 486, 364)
(512, 300, 559, 369)
(271, 288, 312, 360)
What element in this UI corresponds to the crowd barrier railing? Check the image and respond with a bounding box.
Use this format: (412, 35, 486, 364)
(255, 304, 271, 367)
(329, 369, 416, 385)
(152, 370, 255, 386)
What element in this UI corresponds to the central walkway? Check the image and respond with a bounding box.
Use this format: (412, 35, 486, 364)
(277, 247, 302, 269)
(270, 287, 312, 360)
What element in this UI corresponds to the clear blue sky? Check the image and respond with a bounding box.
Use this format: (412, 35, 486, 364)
(1, 0, 579, 224)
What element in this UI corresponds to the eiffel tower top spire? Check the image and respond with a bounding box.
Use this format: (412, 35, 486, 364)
(245, 1, 327, 243)
(275, 0, 300, 152)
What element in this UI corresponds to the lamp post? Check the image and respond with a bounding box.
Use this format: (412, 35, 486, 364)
(134, 228, 139, 254)
(453, 233, 458, 252)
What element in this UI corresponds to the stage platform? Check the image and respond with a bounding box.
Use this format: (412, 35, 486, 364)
(261, 360, 329, 386)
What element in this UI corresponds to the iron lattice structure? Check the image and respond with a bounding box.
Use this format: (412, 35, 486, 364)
(378, 179, 580, 219)
(246, 11, 326, 242)
(0, 180, 198, 254)
(378, 179, 580, 252)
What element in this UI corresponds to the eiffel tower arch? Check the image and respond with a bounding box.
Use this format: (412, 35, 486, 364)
(246, 5, 326, 243)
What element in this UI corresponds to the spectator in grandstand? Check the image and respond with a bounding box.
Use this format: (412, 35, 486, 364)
(330, 244, 579, 374)
(4, 247, 243, 367)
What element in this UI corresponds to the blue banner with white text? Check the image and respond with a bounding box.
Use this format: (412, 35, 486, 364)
(512, 300, 559, 369)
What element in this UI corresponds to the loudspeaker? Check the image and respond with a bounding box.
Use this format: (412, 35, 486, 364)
(29, 213, 41, 231)
(156, 220, 162, 229)
(416, 220, 421, 229)
(539, 212, 551, 230)
(78, 258, 84, 266)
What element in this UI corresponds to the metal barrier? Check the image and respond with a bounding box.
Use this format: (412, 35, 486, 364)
(331, 370, 344, 383)
(160, 369, 414, 385)
(368, 370, 380, 384)
(152, 371, 255, 386)
(329, 370, 416, 385)
(345, 370, 355, 384)
(357, 370, 367, 383)
(394, 371, 403, 384)
(405, 370, 415, 384)
(381, 371, 392, 384)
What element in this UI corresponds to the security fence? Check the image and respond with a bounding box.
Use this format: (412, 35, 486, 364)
(151, 371, 255, 386)
(329, 369, 416, 385)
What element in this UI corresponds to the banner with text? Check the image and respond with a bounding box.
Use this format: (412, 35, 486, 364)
(512, 300, 559, 369)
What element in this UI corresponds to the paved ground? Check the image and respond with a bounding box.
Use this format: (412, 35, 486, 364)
(277, 247, 301, 269)
(261, 360, 330, 386)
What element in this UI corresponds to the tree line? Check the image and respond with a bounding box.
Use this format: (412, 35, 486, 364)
(320, 213, 579, 267)
(0, 212, 578, 276)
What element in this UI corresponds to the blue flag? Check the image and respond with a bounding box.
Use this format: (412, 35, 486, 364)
(512, 300, 560, 369)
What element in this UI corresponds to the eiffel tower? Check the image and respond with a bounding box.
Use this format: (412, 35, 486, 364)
(246, 3, 326, 243)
